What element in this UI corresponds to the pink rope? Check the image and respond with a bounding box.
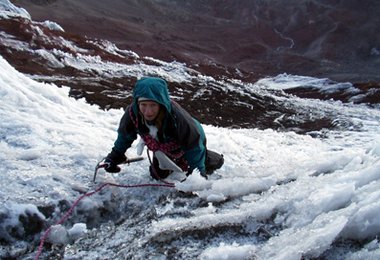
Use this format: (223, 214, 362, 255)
(35, 182, 175, 260)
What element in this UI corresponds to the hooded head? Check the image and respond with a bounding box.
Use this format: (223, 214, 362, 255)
(132, 77, 171, 114)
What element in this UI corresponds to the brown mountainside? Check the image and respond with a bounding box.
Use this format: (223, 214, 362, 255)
(12, 0, 380, 83)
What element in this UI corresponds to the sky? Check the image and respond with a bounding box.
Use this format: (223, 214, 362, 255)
(1, 0, 380, 259)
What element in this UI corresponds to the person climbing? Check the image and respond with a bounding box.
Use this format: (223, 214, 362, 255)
(103, 76, 224, 180)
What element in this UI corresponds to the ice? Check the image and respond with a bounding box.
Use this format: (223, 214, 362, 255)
(68, 223, 88, 241)
(48, 225, 69, 245)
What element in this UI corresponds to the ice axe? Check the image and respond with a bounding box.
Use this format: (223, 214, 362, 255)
(93, 156, 144, 182)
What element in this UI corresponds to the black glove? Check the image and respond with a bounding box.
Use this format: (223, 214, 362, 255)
(103, 158, 121, 173)
(104, 149, 127, 173)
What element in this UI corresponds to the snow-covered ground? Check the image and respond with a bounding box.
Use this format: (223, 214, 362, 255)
(1, 51, 380, 259)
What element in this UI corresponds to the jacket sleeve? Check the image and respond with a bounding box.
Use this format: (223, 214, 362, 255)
(108, 106, 138, 162)
(172, 102, 207, 173)
(183, 120, 207, 173)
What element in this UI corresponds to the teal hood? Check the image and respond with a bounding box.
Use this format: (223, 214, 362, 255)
(132, 77, 171, 114)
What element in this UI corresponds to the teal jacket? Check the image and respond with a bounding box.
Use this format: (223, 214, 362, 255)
(111, 77, 207, 173)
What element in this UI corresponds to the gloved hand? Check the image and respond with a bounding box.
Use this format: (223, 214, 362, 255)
(103, 158, 121, 173)
(104, 149, 127, 173)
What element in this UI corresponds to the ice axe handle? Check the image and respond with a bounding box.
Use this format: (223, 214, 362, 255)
(124, 156, 145, 164)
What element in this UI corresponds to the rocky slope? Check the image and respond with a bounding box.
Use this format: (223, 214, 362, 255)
(12, 0, 380, 83)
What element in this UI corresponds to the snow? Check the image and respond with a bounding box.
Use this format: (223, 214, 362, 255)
(68, 223, 87, 240)
(257, 73, 361, 99)
(0, 0, 30, 19)
(201, 243, 256, 260)
(39, 20, 65, 32)
(48, 223, 87, 244)
(48, 225, 70, 245)
(1, 51, 380, 258)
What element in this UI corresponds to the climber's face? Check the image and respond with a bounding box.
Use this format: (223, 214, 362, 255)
(139, 100, 160, 121)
